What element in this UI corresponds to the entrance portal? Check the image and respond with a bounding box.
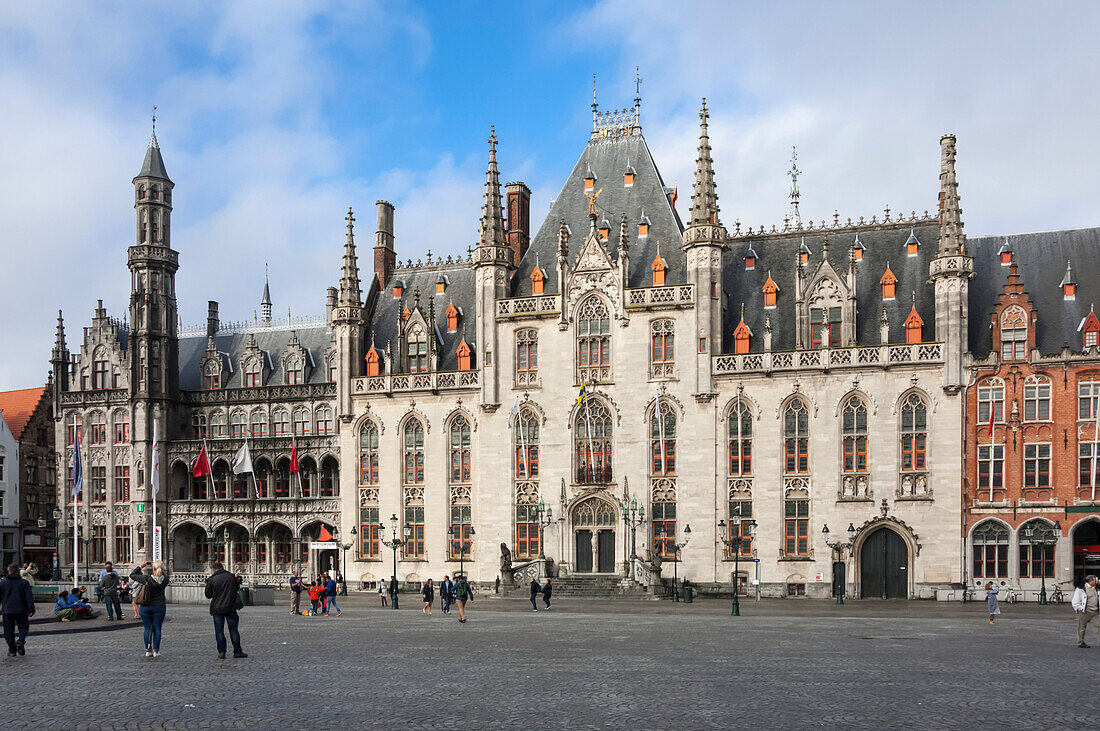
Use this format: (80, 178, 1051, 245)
(597, 530, 615, 573)
(860, 528, 908, 599)
(575, 530, 593, 572)
(571, 498, 617, 574)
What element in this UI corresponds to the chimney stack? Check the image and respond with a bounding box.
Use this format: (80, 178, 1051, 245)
(206, 301, 219, 337)
(506, 182, 531, 267)
(375, 200, 395, 290)
(326, 286, 338, 326)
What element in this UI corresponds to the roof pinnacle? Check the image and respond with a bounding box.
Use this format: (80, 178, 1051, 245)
(478, 127, 506, 252)
(688, 98, 720, 228)
(788, 146, 802, 229)
(338, 206, 362, 308)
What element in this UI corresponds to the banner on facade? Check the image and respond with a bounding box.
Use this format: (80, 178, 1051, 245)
(153, 526, 163, 562)
(310, 541, 338, 550)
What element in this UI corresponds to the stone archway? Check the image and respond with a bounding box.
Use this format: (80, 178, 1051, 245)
(852, 517, 919, 600)
(571, 497, 618, 574)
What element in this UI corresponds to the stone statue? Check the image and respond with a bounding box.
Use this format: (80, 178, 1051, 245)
(499, 542, 513, 572)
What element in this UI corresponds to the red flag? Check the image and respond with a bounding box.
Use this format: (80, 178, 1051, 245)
(290, 435, 300, 474)
(192, 444, 211, 478)
(318, 525, 333, 542)
(987, 397, 996, 442)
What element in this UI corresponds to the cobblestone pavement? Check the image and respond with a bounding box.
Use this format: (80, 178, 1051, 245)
(3, 595, 1098, 729)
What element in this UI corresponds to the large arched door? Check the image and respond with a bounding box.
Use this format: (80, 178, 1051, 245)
(860, 528, 908, 599)
(572, 498, 617, 574)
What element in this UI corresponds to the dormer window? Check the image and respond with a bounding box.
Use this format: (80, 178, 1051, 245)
(244, 360, 261, 387)
(905, 305, 924, 344)
(445, 304, 459, 333)
(530, 266, 545, 295)
(745, 246, 757, 271)
(799, 240, 810, 266)
(1000, 305, 1028, 361)
(624, 166, 635, 187)
(998, 240, 1012, 266)
(285, 356, 303, 385)
(852, 234, 864, 261)
(394, 284, 403, 298)
(203, 361, 220, 390)
(762, 274, 779, 309)
(1081, 308, 1100, 349)
(402, 306, 410, 323)
(733, 317, 752, 354)
(651, 252, 667, 287)
(436, 279, 446, 295)
(599, 220, 610, 241)
(905, 228, 919, 257)
(1062, 261, 1077, 300)
(365, 346, 380, 377)
(408, 325, 428, 373)
(638, 212, 650, 238)
(584, 164, 597, 192)
(457, 339, 472, 371)
(881, 265, 897, 301)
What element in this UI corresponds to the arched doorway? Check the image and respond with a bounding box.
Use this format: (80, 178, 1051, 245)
(572, 498, 617, 573)
(170, 522, 208, 572)
(1072, 520, 1100, 587)
(860, 527, 908, 599)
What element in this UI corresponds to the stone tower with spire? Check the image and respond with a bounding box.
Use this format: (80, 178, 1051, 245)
(261, 269, 273, 325)
(334, 207, 365, 420)
(929, 134, 974, 391)
(682, 99, 727, 397)
(474, 127, 511, 407)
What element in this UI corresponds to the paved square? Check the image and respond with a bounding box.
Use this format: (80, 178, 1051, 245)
(2, 596, 1097, 729)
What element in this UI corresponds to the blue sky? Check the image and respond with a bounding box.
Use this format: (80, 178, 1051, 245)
(2, 1, 1099, 389)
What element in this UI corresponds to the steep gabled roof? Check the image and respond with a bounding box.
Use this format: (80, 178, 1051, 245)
(0, 386, 49, 441)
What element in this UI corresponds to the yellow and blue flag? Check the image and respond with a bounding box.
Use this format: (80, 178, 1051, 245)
(576, 382, 588, 406)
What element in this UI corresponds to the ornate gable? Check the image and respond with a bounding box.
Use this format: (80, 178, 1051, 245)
(566, 226, 624, 324)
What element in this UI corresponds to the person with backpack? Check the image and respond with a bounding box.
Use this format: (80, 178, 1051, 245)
(205, 561, 247, 659)
(289, 571, 303, 615)
(1, 564, 35, 657)
(129, 561, 168, 657)
(325, 572, 342, 617)
(454, 575, 472, 623)
(98, 566, 122, 621)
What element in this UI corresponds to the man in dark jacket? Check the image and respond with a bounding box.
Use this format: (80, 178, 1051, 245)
(204, 562, 247, 659)
(98, 567, 122, 621)
(529, 578, 541, 612)
(1, 564, 35, 656)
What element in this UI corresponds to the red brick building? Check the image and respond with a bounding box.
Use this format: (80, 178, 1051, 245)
(965, 228, 1100, 595)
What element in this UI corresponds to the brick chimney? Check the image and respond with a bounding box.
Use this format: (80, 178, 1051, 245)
(206, 301, 219, 338)
(375, 200, 395, 290)
(506, 182, 531, 267)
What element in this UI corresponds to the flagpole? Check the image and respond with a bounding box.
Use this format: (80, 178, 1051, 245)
(989, 422, 995, 503)
(204, 438, 215, 499)
(656, 394, 666, 475)
(1092, 393, 1099, 501)
(72, 439, 79, 588)
(151, 421, 157, 564)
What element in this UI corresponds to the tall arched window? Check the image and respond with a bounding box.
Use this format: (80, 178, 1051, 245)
(250, 409, 268, 438)
(729, 400, 752, 476)
(292, 408, 311, 436)
(112, 410, 130, 444)
(972, 521, 1009, 578)
(92, 349, 109, 390)
(449, 415, 472, 560)
(315, 407, 334, 435)
(192, 413, 208, 439)
(651, 320, 675, 378)
(1000, 306, 1028, 361)
(900, 392, 928, 472)
(841, 396, 868, 473)
(1019, 520, 1056, 579)
(320, 456, 338, 497)
(515, 408, 539, 479)
(272, 409, 290, 436)
(204, 361, 220, 390)
(650, 400, 676, 476)
(66, 413, 82, 446)
(285, 356, 303, 385)
(783, 399, 809, 474)
(516, 329, 538, 387)
(230, 410, 247, 439)
(575, 398, 613, 484)
(359, 422, 379, 486)
(243, 358, 262, 387)
(254, 459, 271, 499)
(210, 411, 227, 439)
(407, 324, 428, 373)
(87, 412, 107, 445)
(274, 458, 290, 498)
(212, 460, 228, 500)
(403, 419, 425, 485)
(450, 416, 472, 484)
(577, 296, 611, 383)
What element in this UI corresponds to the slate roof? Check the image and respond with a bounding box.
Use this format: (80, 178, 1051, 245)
(722, 223, 941, 353)
(968, 226, 1100, 358)
(136, 135, 170, 182)
(177, 325, 333, 390)
(512, 129, 684, 296)
(369, 263, 477, 371)
(0, 387, 49, 441)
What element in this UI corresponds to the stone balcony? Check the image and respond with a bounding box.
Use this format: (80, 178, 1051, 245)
(352, 369, 479, 396)
(713, 342, 943, 376)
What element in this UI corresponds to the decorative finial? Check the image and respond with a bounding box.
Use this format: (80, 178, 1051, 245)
(634, 67, 642, 114)
(788, 146, 802, 228)
(152, 105, 157, 134)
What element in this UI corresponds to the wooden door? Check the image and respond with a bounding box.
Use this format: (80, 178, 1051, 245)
(860, 528, 908, 599)
(575, 530, 593, 573)
(597, 530, 615, 573)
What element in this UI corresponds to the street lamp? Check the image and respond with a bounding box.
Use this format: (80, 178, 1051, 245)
(660, 524, 691, 602)
(1023, 521, 1060, 605)
(717, 516, 757, 616)
(822, 523, 857, 605)
(625, 496, 646, 579)
(77, 524, 91, 584)
(534, 499, 553, 560)
(341, 526, 357, 595)
(448, 523, 476, 578)
(52, 507, 61, 580)
(378, 514, 403, 610)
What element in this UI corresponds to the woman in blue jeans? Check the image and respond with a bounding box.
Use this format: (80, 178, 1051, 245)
(130, 561, 169, 657)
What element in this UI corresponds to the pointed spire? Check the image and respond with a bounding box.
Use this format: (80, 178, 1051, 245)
(261, 264, 272, 313)
(788, 146, 802, 229)
(557, 218, 570, 259)
(689, 98, 719, 227)
(478, 126, 506, 251)
(618, 212, 630, 255)
(1061, 259, 1076, 287)
(137, 107, 170, 181)
(52, 309, 67, 359)
(937, 134, 965, 256)
(634, 67, 642, 123)
(338, 206, 362, 308)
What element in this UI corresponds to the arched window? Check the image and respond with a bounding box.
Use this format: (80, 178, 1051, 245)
(450, 416, 471, 484)
(651, 320, 674, 378)
(1000, 306, 1028, 361)
(87, 412, 107, 445)
(92, 350, 109, 390)
(212, 461, 228, 500)
(1019, 520, 1056, 579)
(210, 411, 227, 439)
(243, 358, 262, 387)
(274, 458, 290, 498)
(1023, 376, 1051, 421)
(783, 399, 809, 474)
(298, 456, 315, 497)
(577, 296, 611, 383)
(66, 413, 83, 446)
(272, 409, 290, 436)
(900, 392, 927, 472)
(138, 184, 146, 200)
(650, 400, 676, 476)
(292, 408, 311, 436)
(320, 456, 338, 497)
(841, 396, 868, 473)
(359, 422, 379, 485)
(112, 410, 130, 444)
(575, 398, 613, 485)
(403, 419, 424, 485)
(285, 356, 303, 385)
(515, 408, 539, 479)
(254, 459, 271, 499)
(729, 400, 752, 476)
(192, 413, 208, 439)
(516, 329, 538, 386)
(203, 361, 220, 390)
(250, 409, 268, 438)
(316, 407, 334, 435)
(407, 324, 428, 373)
(230, 410, 247, 439)
(972, 521, 1009, 578)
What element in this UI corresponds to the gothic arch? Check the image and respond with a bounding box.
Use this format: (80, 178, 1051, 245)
(854, 515, 922, 559)
(833, 388, 878, 417)
(351, 412, 384, 438)
(518, 395, 547, 425)
(642, 391, 686, 423)
(892, 386, 937, 415)
(445, 406, 477, 434)
(967, 516, 1012, 542)
(399, 407, 430, 435)
(211, 519, 251, 539)
(567, 390, 621, 429)
(721, 390, 760, 423)
(776, 392, 817, 420)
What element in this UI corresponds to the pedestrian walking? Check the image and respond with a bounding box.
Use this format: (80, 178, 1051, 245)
(1, 564, 35, 657)
(98, 566, 123, 621)
(205, 561, 247, 659)
(325, 573, 342, 616)
(440, 575, 453, 614)
(529, 578, 541, 611)
(289, 571, 303, 615)
(985, 581, 1000, 624)
(542, 578, 553, 610)
(454, 575, 472, 623)
(422, 578, 434, 614)
(1073, 574, 1100, 648)
(379, 578, 388, 608)
(130, 561, 168, 657)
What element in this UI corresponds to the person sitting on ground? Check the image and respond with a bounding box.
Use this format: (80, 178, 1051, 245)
(54, 590, 95, 621)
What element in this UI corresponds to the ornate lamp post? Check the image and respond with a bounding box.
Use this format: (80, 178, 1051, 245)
(534, 499, 553, 560)
(449, 524, 476, 579)
(379, 514, 403, 610)
(625, 496, 646, 579)
(717, 516, 757, 616)
(660, 525, 691, 602)
(822, 523, 857, 605)
(340, 525, 356, 595)
(52, 507, 61, 580)
(1023, 521, 1060, 605)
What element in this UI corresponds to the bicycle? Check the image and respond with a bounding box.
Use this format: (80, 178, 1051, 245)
(1047, 582, 1067, 605)
(1000, 583, 1020, 604)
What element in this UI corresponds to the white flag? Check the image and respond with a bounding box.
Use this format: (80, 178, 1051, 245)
(232, 440, 254, 475)
(508, 398, 520, 426)
(150, 421, 161, 496)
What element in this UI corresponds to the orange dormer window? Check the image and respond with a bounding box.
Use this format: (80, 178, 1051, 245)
(853, 247, 864, 261)
(651, 255, 666, 286)
(445, 303, 458, 333)
(394, 285, 402, 299)
(402, 306, 410, 323)
(584, 177, 595, 192)
(1000, 250, 1012, 265)
(436, 281, 445, 295)
(365, 347, 380, 376)
(733, 319, 752, 354)
(638, 222, 649, 237)
(799, 251, 808, 265)
(1065, 283, 1077, 300)
(624, 172, 634, 186)
(530, 267, 544, 295)
(599, 224, 610, 240)
(762, 275, 778, 309)
(1082, 311, 1100, 348)
(881, 267, 897, 300)
(745, 255, 756, 270)
(456, 339, 471, 371)
(904, 305, 924, 344)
